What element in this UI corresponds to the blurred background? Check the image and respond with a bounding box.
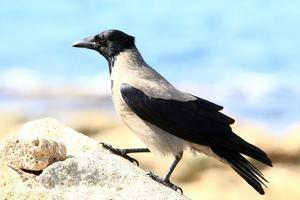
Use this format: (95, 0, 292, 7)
(0, 1, 299, 199)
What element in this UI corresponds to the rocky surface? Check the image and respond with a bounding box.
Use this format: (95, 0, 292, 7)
(0, 118, 189, 200)
(0, 137, 66, 172)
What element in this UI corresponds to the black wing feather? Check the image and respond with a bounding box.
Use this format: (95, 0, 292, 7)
(187, 93, 224, 111)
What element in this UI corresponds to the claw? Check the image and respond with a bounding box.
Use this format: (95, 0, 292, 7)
(147, 171, 183, 194)
(100, 143, 139, 166)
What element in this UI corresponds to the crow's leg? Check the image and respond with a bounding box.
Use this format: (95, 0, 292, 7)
(147, 152, 183, 194)
(101, 142, 150, 166)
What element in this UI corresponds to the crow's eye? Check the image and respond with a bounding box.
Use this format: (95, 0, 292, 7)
(95, 35, 107, 43)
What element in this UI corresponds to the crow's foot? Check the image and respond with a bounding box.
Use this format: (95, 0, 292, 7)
(100, 143, 139, 166)
(147, 171, 183, 194)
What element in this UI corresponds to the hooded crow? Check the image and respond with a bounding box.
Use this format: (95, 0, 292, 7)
(72, 29, 272, 195)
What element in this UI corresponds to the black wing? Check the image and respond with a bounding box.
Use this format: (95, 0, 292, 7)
(120, 83, 272, 166)
(121, 83, 236, 145)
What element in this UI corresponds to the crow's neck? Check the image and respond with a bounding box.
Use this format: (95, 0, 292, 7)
(108, 47, 145, 74)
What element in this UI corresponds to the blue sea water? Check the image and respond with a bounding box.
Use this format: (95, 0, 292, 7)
(0, 0, 299, 133)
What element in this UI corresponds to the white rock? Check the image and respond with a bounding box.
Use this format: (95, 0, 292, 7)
(18, 118, 99, 156)
(0, 118, 189, 200)
(0, 136, 66, 171)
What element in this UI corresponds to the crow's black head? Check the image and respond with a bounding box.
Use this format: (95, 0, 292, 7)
(72, 29, 135, 60)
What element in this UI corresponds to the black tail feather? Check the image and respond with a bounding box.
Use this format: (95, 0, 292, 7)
(226, 133, 273, 167)
(212, 147, 269, 195)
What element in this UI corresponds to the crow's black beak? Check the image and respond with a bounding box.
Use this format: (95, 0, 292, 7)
(72, 36, 97, 49)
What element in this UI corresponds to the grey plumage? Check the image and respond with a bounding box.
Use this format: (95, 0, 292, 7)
(73, 29, 272, 195)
